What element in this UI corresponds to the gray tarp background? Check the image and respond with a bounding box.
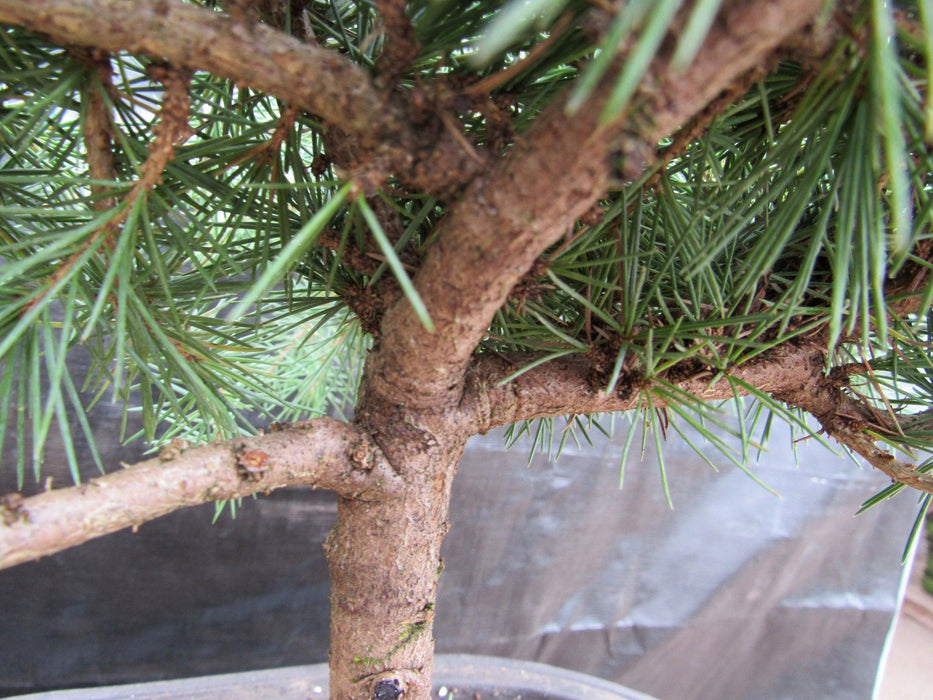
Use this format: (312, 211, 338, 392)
(0, 386, 919, 699)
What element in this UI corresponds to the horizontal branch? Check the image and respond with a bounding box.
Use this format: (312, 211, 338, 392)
(459, 341, 827, 433)
(457, 242, 933, 434)
(0, 418, 401, 570)
(460, 249, 933, 431)
(0, 0, 396, 149)
(461, 342, 933, 494)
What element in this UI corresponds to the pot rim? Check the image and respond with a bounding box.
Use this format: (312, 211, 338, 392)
(9, 653, 657, 700)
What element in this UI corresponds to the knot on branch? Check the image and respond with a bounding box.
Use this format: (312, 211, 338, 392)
(341, 283, 390, 336)
(363, 668, 424, 700)
(235, 445, 270, 482)
(585, 343, 645, 402)
(0, 493, 28, 526)
(371, 677, 403, 700)
(350, 435, 376, 472)
(158, 438, 191, 461)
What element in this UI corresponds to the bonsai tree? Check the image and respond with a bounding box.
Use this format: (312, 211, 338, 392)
(1, 0, 932, 697)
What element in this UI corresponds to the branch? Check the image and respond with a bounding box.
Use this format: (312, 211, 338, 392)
(462, 12, 574, 98)
(372, 0, 419, 83)
(459, 341, 828, 433)
(73, 47, 117, 211)
(642, 0, 830, 143)
(462, 342, 933, 495)
(0, 418, 401, 570)
(460, 238, 933, 431)
(0, 0, 489, 194)
(824, 424, 933, 493)
(23, 65, 193, 315)
(774, 372, 933, 494)
(0, 0, 394, 150)
(364, 0, 827, 413)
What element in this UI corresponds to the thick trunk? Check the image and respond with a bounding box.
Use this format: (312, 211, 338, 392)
(325, 403, 465, 699)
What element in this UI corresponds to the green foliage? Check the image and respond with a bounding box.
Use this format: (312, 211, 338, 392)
(0, 25, 366, 483)
(0, 1, 931, 508)
(488, 10, 933, 493)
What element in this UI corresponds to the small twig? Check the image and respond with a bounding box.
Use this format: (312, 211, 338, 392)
(462, 13, 574, 97)
(73, 48, 117, 212)
(438, 111, 485, 165)
(373, 0, 420, 83)
(221, 104, 299, 180)
(857, 356, 905, 436)
(21, 65, 194, 316)
(364, 251, 417, 273)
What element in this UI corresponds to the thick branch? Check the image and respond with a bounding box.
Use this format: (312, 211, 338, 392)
(0, 0, 488, 194)
(459, 341, 827, 433)
(461, 342, 933, 494)
(460, 245, 933, 432)
(0, 0, 394, 150)
(365, 0, 826, 413)
(0, 418, 400, 570)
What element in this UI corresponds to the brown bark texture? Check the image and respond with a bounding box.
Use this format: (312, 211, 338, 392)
(0, 419, 400, 569)
(1, 1, 930, 698)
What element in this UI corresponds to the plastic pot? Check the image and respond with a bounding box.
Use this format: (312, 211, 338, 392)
(10, 654, 656, 699)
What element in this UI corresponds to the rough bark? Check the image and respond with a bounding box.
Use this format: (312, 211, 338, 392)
(324, 431, 465, 699)
(0, 0, 388, 144)
(74, 47, 117, 211)
(335, 2, 831, 695)
(364, 0, 829, 414)
(458, 342, 831, 433)
(0, 419, 400, 570)
(0, 0, 482, 195)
